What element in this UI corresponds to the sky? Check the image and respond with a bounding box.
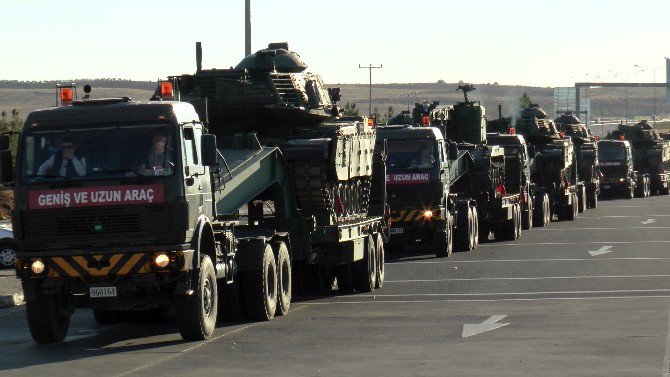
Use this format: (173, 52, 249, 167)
(1, 0, 669, 87)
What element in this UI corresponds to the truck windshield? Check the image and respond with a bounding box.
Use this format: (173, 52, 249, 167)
(387, 140, 436, 169)
(21, 124, 176, 183)
(599, 147, 627, 161)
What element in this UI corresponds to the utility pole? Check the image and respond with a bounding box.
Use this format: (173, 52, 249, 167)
(245, 0, 251, 56)
(359, 64, 383, 116)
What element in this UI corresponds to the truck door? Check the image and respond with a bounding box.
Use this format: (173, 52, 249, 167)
(182, 124, 213, 234)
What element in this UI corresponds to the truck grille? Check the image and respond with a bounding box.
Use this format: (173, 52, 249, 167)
(23, 204, 170, 239)
(387, 183, 441, 208)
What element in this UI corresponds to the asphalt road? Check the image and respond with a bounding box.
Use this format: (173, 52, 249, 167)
(2, 196, 670, 376)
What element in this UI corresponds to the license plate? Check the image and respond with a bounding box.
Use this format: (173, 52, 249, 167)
(390, 227, 404, 235)
(602, 185, 611, 190)
(90, 286, 117, 298)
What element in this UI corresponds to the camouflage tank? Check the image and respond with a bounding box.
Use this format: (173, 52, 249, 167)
(607, 120, 670, 194)
(554, 111, 600, 207)
(166, 42, 376, 223)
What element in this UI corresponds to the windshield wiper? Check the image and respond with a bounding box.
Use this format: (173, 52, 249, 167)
(29, 174, 82, 185)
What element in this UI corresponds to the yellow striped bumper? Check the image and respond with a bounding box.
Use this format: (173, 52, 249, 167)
(18, 251, 192, 279)
(390, 209, 442, 223)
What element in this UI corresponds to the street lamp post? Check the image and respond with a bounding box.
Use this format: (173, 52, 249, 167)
(406, 91, 417, 112)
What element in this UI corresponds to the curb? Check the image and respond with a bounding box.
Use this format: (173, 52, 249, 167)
(0, 293, 24, 308)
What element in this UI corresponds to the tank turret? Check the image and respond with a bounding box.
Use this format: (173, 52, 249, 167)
(234, 42, 308, 73)
(515, 104, 560, 144)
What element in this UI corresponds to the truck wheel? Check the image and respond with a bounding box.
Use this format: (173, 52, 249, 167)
(335, 264, 355, 294)
(501, 203, 520, 241)
(564, 193, 578, 221)
(353, 235, 376, 292)
(533, 193, 550, 227)
(661, 185, 670, 195)
(522, 195, 533, 230)
(273, 241, 291, 316)
(93, 308, 124, 325)
(626, 183, 634, 199)
(455, 201, 474, 252)
(470, 206, 479, 249)
(375, 234, 385, 289)
(586, 189, 598, 209)
(242, 244, 278, 321)
(0, 243, 17, 269)
(577, 186, 587, 213)
(176, 255, 218, 340)
(434, 215, 453, 258)
(26, 294, 72, 343)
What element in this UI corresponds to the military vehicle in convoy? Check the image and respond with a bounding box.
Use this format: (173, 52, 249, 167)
(554, 111, 600, 208)
(1, 43, 387, 344)
(514, 104, 580, 221)
(607, 120, 670, 196)
(597, 139, 637, 198)
(376, 89, 522, 256)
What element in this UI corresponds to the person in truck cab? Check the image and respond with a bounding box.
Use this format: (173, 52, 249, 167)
(36, 136, 86, 177)
(135, 133, 173, 175)
(410, 144, 435, 168)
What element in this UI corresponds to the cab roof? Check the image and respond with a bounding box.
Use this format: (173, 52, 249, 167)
(598, 140, 631, 148)
(486, 132, 527, 146)
(375, 125, 444, 141)
(23, 99, 200, 130)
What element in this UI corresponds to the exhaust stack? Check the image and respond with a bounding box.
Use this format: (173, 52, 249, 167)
(196, 42, 202, 73)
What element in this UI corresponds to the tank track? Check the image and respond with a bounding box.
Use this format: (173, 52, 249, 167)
(291, 161, 370, 223)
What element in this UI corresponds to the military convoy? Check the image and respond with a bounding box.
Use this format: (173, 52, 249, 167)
(1, 43, 387, 343)
(605, 120, 670, 196)
(3, 41, 669, 345)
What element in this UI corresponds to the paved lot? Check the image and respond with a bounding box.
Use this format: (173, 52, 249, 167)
(0, 269, 19, 297)
(1, 196, 670, 376)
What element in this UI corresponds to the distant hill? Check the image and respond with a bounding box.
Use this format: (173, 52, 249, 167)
(1, 80, 667, 124)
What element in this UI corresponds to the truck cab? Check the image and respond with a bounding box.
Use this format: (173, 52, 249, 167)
(375, 124, 454, 257)
(597, 139, 636, 199)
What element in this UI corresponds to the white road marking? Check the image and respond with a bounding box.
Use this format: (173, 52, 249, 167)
(385, 274, 670, 283)
(642, 219, 658, 224)
(462, 315, 509, 338)
(359, 288, 670, 298)
(388, 257, 670, 265)
(537, 226, 670, 230)
(589, 245, 613, 256)
(301, 295, 670, 305)
(581, 215, 670, 218)
(475, 240, 670, 247)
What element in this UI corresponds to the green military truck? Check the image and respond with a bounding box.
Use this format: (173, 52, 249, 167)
(597, 139, 638, 198)
(0, 43, 387, 344)
(607, 121, 670, 196)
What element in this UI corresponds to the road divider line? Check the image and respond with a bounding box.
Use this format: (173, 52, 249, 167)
(385, 274, 670, 283)
(537, 226, 670, 230)
(589, 245, 613, 256)
(462, 315, 509, 338)
(663, 303, 670, 377)
(360, 288, 670, 297)
(388, 257, 670, 264)
(300, 295, 670, 304)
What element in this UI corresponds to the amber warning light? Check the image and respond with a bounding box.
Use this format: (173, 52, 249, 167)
(160, 82, 174, 100)
(422, 116, 430, 126)
(60, 88, 73, 105)
(367, 118, 374, 127)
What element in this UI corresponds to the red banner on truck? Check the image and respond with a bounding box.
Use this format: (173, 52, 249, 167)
(386, 173, 431, 185)
(28, 185, 164, 209)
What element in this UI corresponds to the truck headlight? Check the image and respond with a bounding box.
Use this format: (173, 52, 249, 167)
(619, 178, 626, 183)
(31, 260, 46, 275)
(154, 253, 170, 268)
(423, 210, 433, 218)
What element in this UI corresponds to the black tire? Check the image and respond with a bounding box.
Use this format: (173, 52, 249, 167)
(564, 193, 578, 221)
(522, 195, 533, 230)
(586, 188, 598, 209)
(274, 241, 291, 317)
(470, 206, 479, 250)
(175, 255, 218, 340)
(455, 201, 474, 252)
(375, 234, 385, 289)
(577, 186, 587, 213)
(242, 244, 278, 321)
(0, 242, 16, 269)
(501, 203, 520, 241)
(27, 294, 72, 343)
(533, 193, 550, 227)
(335, 263, 355, 294)
(93, 308, 124, 325)
(353, 235, 376, 292)
(434, 214, 453, 258)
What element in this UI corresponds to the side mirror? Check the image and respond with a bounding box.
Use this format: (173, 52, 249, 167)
(201, 134, 218, 167)
(0, 135, 9, 151)
(0, 150, 13, 183)
(448, 142, 459, 160)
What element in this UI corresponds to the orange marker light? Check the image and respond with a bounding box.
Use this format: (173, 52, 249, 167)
(160, 82, 174, 99)
(619, 135, 625, 141)
(367, 118, 374, 127)
(422, 116, 430, 126)
(508, 127, 516, 134)
(60, 88, 73, 105)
